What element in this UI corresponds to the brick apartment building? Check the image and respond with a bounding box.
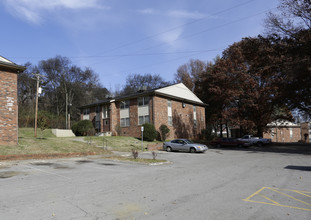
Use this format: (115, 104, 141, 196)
(263, 120, 311, 143)
(0, 56, 25, 145)
(80, 83, 206, 139)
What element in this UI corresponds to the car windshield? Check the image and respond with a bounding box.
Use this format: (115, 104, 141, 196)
(184, 139, 193, 144)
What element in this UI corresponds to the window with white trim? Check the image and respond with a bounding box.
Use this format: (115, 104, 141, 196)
(193, 105, 197, 128)
(120, 100, 130, 109)
(138, 96, 149, 106)
(120, 118, 130, 127)
(120, 100, 130, 127)
(83, 108, 90, 115)
(139, 115, 150, 125)
(95, 106, 100, 113)
(95, 121, 100, 129)
(102, 105, 109, 119)
(271, 128, 274, 139)
(289, 128, 293, 139)
(168, 100, 172, 126)
(138, 96, 150, 125)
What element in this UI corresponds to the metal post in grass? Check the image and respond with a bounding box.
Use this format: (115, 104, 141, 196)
(141, 126, 144, 151)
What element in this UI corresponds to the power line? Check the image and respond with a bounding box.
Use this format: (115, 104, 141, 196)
(116, 8, 276, 74)
(8, 0, 258, 61)
(10, 49, 224, 59)
(90, 0, 257, 56)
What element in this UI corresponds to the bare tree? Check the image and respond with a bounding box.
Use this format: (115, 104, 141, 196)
(265, 0, 311, 37)
(120, 73, 170, 95)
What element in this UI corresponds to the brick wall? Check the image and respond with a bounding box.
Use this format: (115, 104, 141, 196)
(120, 98, 141, 137)
(110, 102, 119, 136)
(263, 126, 301, 142)
(153, 96, 205, 139)
(80, 95, 206, 140)
(0, 70, 18, 145)
(300, 122, 310, 142)
(153, 96, 169, 136)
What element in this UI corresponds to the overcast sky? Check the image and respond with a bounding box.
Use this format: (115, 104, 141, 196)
(1, 0, 279, 90)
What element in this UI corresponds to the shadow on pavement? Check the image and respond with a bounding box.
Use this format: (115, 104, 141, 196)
(210, 143, 311, 155)
(284, 165, 311, 171)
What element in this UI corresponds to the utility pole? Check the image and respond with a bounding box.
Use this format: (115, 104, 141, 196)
(141, 126, 144, 151)
(66, 93, 68, 129)
(68, 102, 72, 129)
(32, 73, 45, 137)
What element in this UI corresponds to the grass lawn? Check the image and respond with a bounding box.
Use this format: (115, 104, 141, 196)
(0, 128, 109, 156)
(0, 128, 164, 164)
(85, 135, 162, 152)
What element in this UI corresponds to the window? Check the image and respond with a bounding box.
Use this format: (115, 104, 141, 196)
(95, 106, 100, 113)
(102, 105, 109, 119)
(168, 100, 172, 126)
(120, 101, 130, 127)
(290, 128, 293, 139)
(138, 96, 150, 106)
(193, 105, 197, 128)
(271, 128, 274, 139)
(120, 100, 130, 109)
(139, 115, 150, 125)
(83, 108, 90, 115)
(120, 118, 130, 127)
(168, 116, 172, 126)
(95, 121, 100, 129)
(138, 97, 150, 125)
(167, 99, 172, 108)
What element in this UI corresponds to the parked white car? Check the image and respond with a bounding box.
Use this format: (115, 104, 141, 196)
(238, 135, 271, 147)
(163, 139, 208, 153)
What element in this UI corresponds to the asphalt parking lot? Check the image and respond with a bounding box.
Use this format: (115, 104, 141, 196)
(0, 145, 310, 220)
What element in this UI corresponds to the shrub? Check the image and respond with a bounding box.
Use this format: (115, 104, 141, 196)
(152, 151, 158, 160)
(131, 148, 139, 159)
(159, 124, 170, 141)
(71, 120, 94, 136)
(115, 125, 122, 136)
(37, 112, 49, 139)
(142, 123, 157, 141)
(201, 125, 215, 140)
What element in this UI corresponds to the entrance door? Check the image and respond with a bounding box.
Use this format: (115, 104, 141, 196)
(103, 119, 110, 132)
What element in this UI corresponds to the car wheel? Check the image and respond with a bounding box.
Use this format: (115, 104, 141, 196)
(257, 142, 263, 147)
(216, 144, 221, 148)
(166, 146, 172, 152)
(237, 144, 242, 148)
(190, 147, 196, 153)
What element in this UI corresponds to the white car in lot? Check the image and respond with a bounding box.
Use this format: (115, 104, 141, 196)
(163, 139, 208, 153)
(238, 135, 271, 147)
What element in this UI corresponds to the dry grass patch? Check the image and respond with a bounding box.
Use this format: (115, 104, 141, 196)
(89, 136, 161, 152)
(104, 155, 167, 164)
(0, 128, 110, 157)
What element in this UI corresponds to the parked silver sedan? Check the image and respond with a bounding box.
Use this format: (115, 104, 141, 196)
(163, 139, 208, 153)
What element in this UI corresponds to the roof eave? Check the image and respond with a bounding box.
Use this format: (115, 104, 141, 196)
(154, 91, 207, 106)
(0, 61, 26, 72)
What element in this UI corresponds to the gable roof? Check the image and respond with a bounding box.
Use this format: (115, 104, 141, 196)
(267, 120, 300, 127)
(155, 83, 203, 104)
(0, 55, 26, 72)
(80, 83, 206, 108)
